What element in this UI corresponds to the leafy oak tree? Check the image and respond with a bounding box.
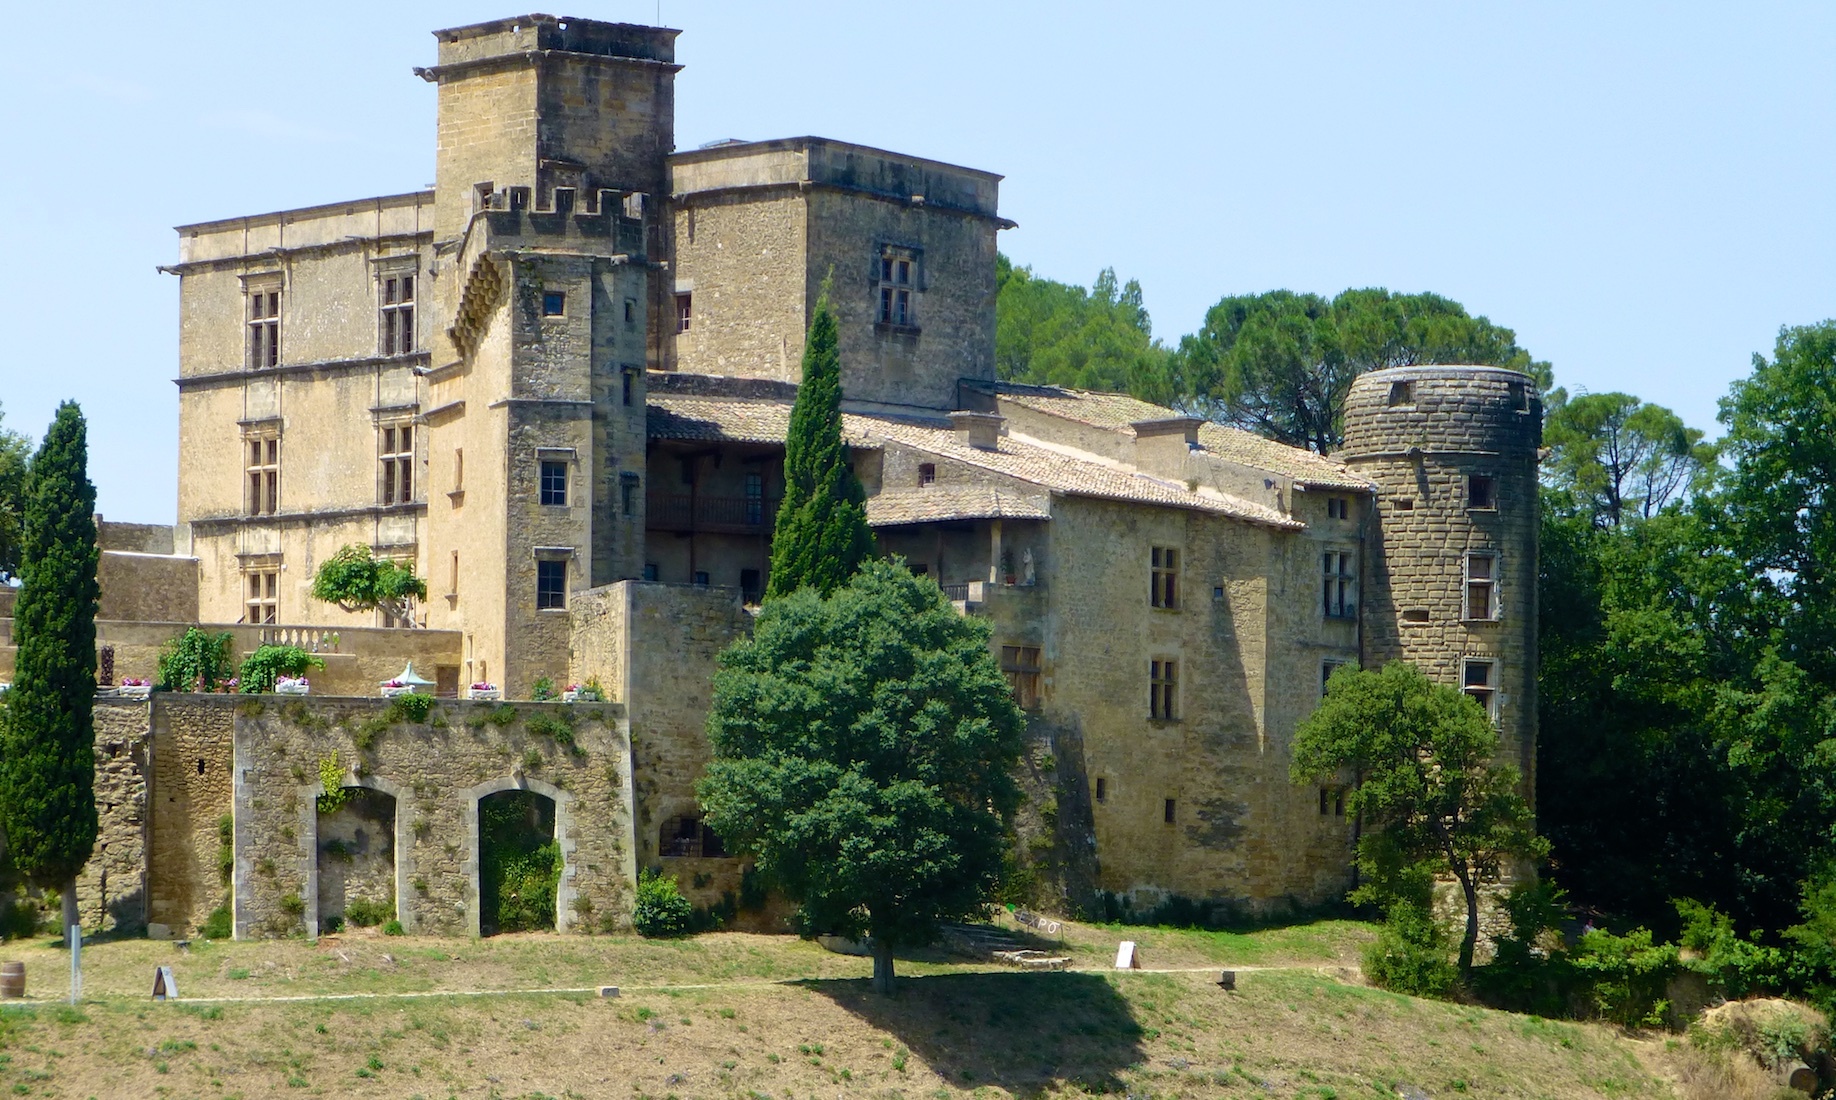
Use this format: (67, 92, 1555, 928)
(994, 255, 1177, 403)
(1172, 288, 1550, 453)
(1293, 662, 1545, 976)
(699, 559, 1026, 993)
(766, 288, 876, 599)
(309, 545, 427, 627)
(0, 403, 100, 935)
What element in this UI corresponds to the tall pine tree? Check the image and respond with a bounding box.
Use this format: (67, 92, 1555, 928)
(0, 403, 99, 934)
(766, 290, 876, 598)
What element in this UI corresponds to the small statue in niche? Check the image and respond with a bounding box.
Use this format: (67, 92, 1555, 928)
(1021, 548, 1036, 586)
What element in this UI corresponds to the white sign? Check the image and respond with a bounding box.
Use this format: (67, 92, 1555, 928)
(1114, 940, 1138, 969)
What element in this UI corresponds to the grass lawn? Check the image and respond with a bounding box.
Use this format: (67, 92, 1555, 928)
(0, 921, 1674, 1099)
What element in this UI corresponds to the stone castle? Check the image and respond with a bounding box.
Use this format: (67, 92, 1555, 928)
(0, 14, 1538, 938)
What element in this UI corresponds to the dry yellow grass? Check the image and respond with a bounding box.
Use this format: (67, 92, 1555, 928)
(0, 923, 1675, 1099)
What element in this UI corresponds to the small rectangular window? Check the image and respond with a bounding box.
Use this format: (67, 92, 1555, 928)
(1468, 474, 1497, 510)
(1151, 547, 1179, 609)
(918, 462, 936, 487)
(1320, 787, 1345, 816)
(1387, 380, 1414, 407)
(245, 568, 279, 624)
(622, 368, 636, 407)
(740, 568, 762, 604)
(1321, 659, 1348, 697)
(877, 249, 916, 326)
(1150, 658, 1178, 720)
(624, 297, 637, 325)
(245, 431, 280, 516)
(1164, 798, 1177, 824)
(1001, 645, 1043, 710)
(744, 472, 764, 525)
(1323, 551, 1356, 619)
(1465, 553, 1498, 621)
(693, 571, 710, 586)
(380, 424, 414, 505)
(453, 448, 464, 493)
(1463, 658, 1498, 719)
(1094, 777, 1107, 803)
(1326, 496, 1350, 520)
(542, 291, 566, 317)
(540, 460, 568, 506)
(536, 559, 567, 609)
(449, 551, 459, 597)
(675, 293, 692, 333)
(380, 273, 415, 355)
(247, 286, 280, 369)
(1508, 380, 1528, 411)
(621, 472, 640, 516)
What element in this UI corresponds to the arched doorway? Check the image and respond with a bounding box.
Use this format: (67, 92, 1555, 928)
(477, 789, 559, 936)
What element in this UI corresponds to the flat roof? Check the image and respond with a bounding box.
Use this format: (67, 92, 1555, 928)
(174, 191, 433, 235)
(668, 135, 1003, 182)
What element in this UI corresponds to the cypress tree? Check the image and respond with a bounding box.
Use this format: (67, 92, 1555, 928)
(766, 290, 876, 598)
(0, 403, 99, 934)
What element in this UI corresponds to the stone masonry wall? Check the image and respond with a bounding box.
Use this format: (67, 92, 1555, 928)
(71, 700, 153, 933)
(232, 696, 633, 938)
(147, 696, 237, 937)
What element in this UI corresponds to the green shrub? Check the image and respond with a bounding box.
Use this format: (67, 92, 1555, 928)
(343, 897, 393, 927)
(320, 914, 345, 934)
(1571, 926, 1680, 1028)
(280, 892, 306, 917)
(530, 677, 559, 702)
(216, 813, 235, 884)
(236, 645, 324, 694)
(391, 692, 434, 724)
(527, 711, 576, 747)
(198, 905, 232, 940)
(0, 896, 40, 942)
(634, 868, 696, 938)
(1363, 899, 1457, 999)
(487, 704, 518, 727)
(479, 791, 561, 934)
(156, 628, 234, 693)
(316, 753, 353, 814)
(382, 919, 405, 937)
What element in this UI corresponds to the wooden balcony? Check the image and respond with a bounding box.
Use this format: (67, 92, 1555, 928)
(646, 493, 781, 536)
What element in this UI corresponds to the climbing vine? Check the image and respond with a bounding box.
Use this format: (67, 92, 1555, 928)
(316, 752, 353, 814)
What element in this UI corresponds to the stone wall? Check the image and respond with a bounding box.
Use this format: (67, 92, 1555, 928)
(146, 696, 236, 937)
(98, 550, 199, 624)
(569, 580, 752, 910)
(232, 696, 633, 938)
(71, 700, 154, 933)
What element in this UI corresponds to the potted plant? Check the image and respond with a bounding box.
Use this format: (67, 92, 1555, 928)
(118, 677, 152, 700)
(275, 676, 310, 695)
(467, 681, 500, 701)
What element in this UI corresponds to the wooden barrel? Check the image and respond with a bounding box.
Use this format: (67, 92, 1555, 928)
(0, 961, 24, 999)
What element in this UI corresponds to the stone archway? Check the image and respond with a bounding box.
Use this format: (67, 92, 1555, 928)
(463, 776, 577, 937)
(299, 774, 412, 938)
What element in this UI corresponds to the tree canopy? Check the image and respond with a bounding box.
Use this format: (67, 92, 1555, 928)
(994, 255, 1176, 403)
(0, 402, 31, 583)
(766, 288, 876, 599)
(1292, 661, 1544, 974)
(1170, 288, 1550, 453)
(309, 545, 427, 627)
(0, 403, 99, 933)
(698, 559, 1026, 992)
(1541, 390, 1715, 526)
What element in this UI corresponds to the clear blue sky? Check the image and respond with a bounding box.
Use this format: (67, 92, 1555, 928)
(3, 1, 1831, 523)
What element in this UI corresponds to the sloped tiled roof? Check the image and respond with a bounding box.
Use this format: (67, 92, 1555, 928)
(866, 487, 1051, 527)
(647, 395, 881, 447)
(852, 418, 1301, 530)
(983, 381, 1372, 491)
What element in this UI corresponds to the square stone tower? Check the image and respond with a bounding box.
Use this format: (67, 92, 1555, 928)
(417, 15, 677, 694)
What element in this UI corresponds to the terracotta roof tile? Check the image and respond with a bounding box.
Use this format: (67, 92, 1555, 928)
(866, 487, 1051, 527)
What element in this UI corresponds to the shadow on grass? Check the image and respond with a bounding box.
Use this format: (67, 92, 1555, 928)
(802, 969, 1146, 1096)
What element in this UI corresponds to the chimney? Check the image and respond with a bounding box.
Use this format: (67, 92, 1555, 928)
(1131, 416, 1203, 478)
(949, 411, 1004, 451)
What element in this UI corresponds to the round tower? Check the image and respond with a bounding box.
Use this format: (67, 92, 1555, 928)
(1338, 366, 1541, 795)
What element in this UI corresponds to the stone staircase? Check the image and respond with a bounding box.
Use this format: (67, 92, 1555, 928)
(939, 922, 1070, 970)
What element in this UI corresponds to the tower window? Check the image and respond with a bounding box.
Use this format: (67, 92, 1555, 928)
(1151, 547, 1179, 609)
(535, 558, 567, 610)
(542, 291, 566, 317)
(1094, 777, 1107, 803)
(1463, 658, 1498, 720)
(1468, 474, 1497, 510)
(246, 284, 280, 369)
(1386, 380, 1414, 407)
(918, 462, 936, 487)
(877, 249, 916, 327)
(624, 297, 637, 326)
(1001, 645, 1043, 711)
(622, 367, 637, 407)
(379, 273, 415, 355)
(1164, 798, 1177, 824)
(1149, 658, 1178, 720)
(1323, 551, 1356, 619)
(675, 293, 692, 333)
(1464, 553, 1499, 621)
(1508, 380, 1528, 410)
(621, 472, 640, 516)
(540, 460, 568, 506)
